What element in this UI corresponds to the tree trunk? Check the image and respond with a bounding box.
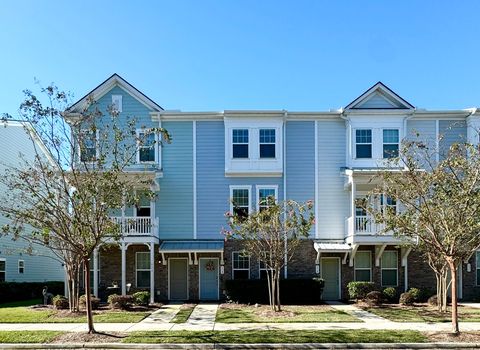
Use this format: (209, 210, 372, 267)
(276, 268, 281, 312)
(83, 257, 95, 334)
(266, 268, 273, 311)
(448, 261, 459, 334)
(435, 273, 441, 312)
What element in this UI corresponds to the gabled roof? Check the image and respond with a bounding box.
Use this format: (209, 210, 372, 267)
(345, 82, 414, 110)
(68, 73, 163, 113)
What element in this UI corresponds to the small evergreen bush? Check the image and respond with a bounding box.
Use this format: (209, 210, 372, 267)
(52, 295, 69, 309)
(382, 287, 398, 303)
(408, 288, 421, 302)
(79, 294, 100, 310)
(365, 291, 383, 306)
(399, 292, 414, 305)
(132, 291, 150, 306)
(108, 294, 132, 309)
(347, 281, 375, 300)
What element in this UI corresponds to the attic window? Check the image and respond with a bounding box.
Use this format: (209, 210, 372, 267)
(112, 95, 123, 113)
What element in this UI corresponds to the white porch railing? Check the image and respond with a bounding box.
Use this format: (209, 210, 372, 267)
(111, 217, 158, 235)
(345, 215, 385, 235)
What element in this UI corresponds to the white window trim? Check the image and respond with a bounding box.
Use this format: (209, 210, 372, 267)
(382, 128, 400, 159)
(231, 129, 250, 160)
(135, 251, 151, 288)
(18, 259, 24, 274)
(256, 185, 278, 211)
(354, 251, 372, 282)
(136, 128, 158, 164)
(229, 185, 252, 216)
(134, 191, 152, 218)
(354, 128, 373, 159)
(259, 128, 277, 159)
(381, 250, 398, 287)
(258, 251, 273, 279)
(232, 251, 250, 279)
(112, 95, 123, 113)
(0, 258, 5, 281)
(78, 129, 100, 163)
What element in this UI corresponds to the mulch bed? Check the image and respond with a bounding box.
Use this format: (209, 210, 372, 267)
(52, 332, 126, 343)
(427, 331, 480, 343)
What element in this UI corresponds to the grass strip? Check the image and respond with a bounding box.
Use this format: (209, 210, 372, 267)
(124, 330, 427, 344)
(0, 331, 63, 343)
(170, 305, 196, 323)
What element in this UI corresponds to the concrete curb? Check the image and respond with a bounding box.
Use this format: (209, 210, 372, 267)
(1, 343, 480, 350)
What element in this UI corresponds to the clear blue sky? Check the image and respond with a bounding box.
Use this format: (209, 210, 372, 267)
(1, 0, 480, 115)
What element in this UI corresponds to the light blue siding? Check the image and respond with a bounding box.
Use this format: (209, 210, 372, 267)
(439, 120, 467, 158)
(157, 121, 194, 239)
(357, 93, 397, 109)
(196, 121, 283, 239)
(317, 120, 348, 240)
(406, 120, 436, 147)
(286, 121, 315, 236)
(0, 124, 65, 282)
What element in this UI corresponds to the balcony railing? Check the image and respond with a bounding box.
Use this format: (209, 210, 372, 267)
(111, 216, 158, 235)
(345, 215, 385, 235)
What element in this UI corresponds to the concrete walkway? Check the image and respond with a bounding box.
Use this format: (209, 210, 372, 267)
(2, 302, 480, 333)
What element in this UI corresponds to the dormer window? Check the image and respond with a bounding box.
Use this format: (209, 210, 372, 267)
(137, 130, 156, 163)
(355, 129, 372, 159)
(232, 129, 249, 159)
(383, 129, 399, 158)
(259, 129, 275, 158)
(112, 95, 123, 113)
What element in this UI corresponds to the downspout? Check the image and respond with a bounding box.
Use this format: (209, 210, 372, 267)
(283, 111, 288, 279)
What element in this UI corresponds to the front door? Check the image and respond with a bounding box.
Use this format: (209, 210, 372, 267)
(169, 258, 188, 300)
(321, 258, 340, 300)
(199, 258, 219, 300)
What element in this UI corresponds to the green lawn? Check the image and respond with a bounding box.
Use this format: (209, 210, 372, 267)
(216, 304, 360, 323)
(170, 304, 196, 323)
(0, 300, 151, 323)
(0, 331, 62, 343)
(364, 304, 480, 322)
(125, 330, 426, 344)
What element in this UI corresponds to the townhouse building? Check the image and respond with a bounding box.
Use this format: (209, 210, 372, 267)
(0, 121, 65, 283)
(66, 74, 480, 303)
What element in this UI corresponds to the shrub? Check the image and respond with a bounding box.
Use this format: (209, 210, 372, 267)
(399, 292, 414, 305)
(0, 281, 64, 303)
(132, 291, 150, 306)
(79, 294, 100, 310)
(408, 288, 421, 302)
(382, 287, 398, 303)
(428, 295, 438, 306)
(108, 294, 133, 309)
(365, 291, 383, 306)
(224, 278, 324, 304)
(347, 281, 375, 300)
(52, 295, 69, 310)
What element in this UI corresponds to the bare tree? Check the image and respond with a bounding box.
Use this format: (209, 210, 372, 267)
(224, 199, 314, 312)
(369, 140, 480, 334)
(0, 84, 170, 333)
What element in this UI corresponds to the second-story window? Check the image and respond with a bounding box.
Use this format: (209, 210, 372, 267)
(257, 186, 277, 212)
(259, 129, 276, 158)
(230, 186, 251, 220)
(355, 129, 372, 158)
(381, 194, 397, 215)
(80, 130, 97, 162)
(232, 129, 249, 158)
(138, 130, 156, 163)
(383, 129, 399, 158)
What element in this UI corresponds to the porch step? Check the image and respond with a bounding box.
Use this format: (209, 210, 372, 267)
(325, 301, 393, 323)
(140, 304, 182, 323)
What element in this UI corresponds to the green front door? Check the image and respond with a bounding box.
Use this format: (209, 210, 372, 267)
(169, 259, 188, 300)
(321, 258, 340, 300)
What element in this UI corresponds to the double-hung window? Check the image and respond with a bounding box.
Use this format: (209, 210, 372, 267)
(136, 252, 150, 288)
(381, 251, 398, 286)
(232, 252, 250, 279)
(257, 186, 277, 212)
(136, 193, 151, 217)
(383, 129, 399, 158)
(258, 252, 272, 279)
(381, 194, 397, 216)
(18, 260, 24, 274)
(0, 259, 5, 281)
(354, 251, 371, 281)
(232, 129, 249, 159)
(259, 129, 276, 158)
(230, 186, 251, 220)
(138, 130, 156, 163)
(355, 129, 372, 158)
(80, 130, 97, 162)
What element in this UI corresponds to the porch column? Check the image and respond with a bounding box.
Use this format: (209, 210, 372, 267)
(149, 242, 155, 304)
(93, 248, 99, 297)
(351, 180, 356, 219)
(121, 243, 126, 296)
